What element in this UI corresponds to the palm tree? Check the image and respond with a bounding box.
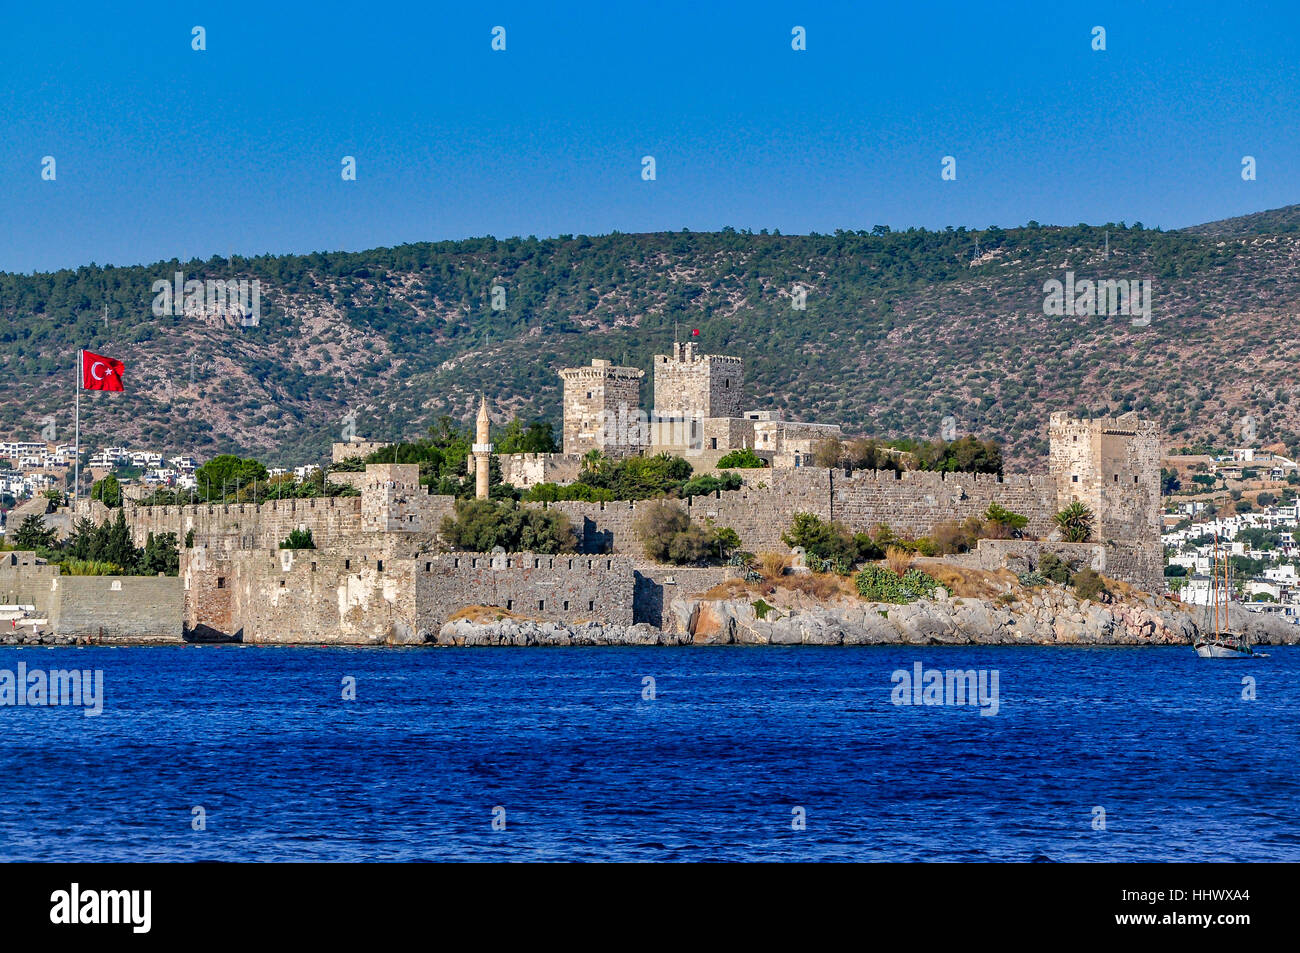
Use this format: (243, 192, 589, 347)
(581, 449, 607, 474)
(1054, 502, 1095, 542)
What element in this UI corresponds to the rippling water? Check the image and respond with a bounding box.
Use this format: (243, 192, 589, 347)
(1, 645, 1295, 861)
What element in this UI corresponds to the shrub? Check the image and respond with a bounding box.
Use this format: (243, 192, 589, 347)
(666, 523, 714, 564)
(715, 448, 767, 469)
(782, 512, 856, 563)
(1037, 552, 1073, 584)
(855, 564, 944, 603)
(852, 532, 884, 561)
(440, 498, 577, 554)
(632, 500, 732, 564)
(523, 482, 615, 502)
(58, 559, 128, 576)
(679, 473, 743, 497)
(1072, 567, 1108, 601)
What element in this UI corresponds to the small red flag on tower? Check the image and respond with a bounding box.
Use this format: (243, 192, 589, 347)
(81, 350, 126, 392)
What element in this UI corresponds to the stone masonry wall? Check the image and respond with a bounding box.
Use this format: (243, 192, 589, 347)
(53, 575, 182, 641)
(224, 548, 417, 645)
(121, 496, 365, 551)
(632, 563, 735, 628)
(652, 343, 744, 420)
(536, 467, 1058, 558)
(418, 552, 636, 628)
(0, 555, 59, 619)
(560, 360, 644, 456)
(500, 452, 583, 490)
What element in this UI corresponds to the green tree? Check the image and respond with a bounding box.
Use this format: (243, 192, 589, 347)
(781, 512, 857, 563)
(65, 517, 98, 560)
(194, 454, 269, 501)
(91, 473, 123, 507)
(140, 532, 181, 574)
(982, 503, 1028, 539)
(495, 418, 559, 454)
(11, 514, 58, 550)
(100, 509, 141, 569)
(279, 528, 316, 550)
(631, 499, 724, 564)
(439, 498, 576, 553)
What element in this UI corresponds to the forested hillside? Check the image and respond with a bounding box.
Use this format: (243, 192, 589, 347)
(2, 208, 1298, 467)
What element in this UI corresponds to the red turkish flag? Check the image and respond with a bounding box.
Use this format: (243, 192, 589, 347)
(81, 350, 125, 392)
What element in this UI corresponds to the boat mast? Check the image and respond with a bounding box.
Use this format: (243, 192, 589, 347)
(1213, 533, 1221, 638)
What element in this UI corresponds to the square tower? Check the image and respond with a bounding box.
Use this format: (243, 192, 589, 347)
(1049, 412, 1161, 545)
(559, 359, 645, 457)
(652, 341, 744, 420)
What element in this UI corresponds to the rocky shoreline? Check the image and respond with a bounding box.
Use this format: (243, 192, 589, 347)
(431, 586, 1300, 647)
(5, 588, 1296, 647)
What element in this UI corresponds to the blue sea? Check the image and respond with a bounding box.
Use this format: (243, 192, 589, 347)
(1, 645, 1296, 862)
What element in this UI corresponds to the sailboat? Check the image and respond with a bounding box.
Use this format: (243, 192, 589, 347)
(1194, 532, 1253, 658)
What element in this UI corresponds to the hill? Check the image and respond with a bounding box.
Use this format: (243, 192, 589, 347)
(3, 209, 1299, 468)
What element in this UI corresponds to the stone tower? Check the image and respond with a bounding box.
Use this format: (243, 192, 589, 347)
(652, 341, 744, 421)
(473, 395, 493, 499)
(559, 359, 645, 457)
(1049, 411, 1163, 590)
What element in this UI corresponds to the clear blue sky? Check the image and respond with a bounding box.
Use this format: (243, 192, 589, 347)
(1, 0, 1297, 273)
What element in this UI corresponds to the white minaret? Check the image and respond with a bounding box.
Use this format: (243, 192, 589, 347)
(473, 395, 493, 500)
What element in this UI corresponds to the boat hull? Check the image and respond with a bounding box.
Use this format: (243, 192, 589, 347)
(1194, 640, 1253, 659)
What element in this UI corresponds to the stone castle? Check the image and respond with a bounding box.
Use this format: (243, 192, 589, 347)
(3, 345, 1163, 644)
(503, 340, 843, 488)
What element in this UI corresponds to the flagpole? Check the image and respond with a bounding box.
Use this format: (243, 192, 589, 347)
(73, 349, 81, 506)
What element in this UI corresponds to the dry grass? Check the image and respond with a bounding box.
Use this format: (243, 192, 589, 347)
(918, 561, 1017, 600)
(701, 579, 755, 601)
(784, 572, 854, 600)
(757, 551, 787, 580)
(885, 545, 914, 577)
(701, 571, 854, 603)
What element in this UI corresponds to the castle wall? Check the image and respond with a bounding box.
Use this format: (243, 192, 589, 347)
(332, 439, 390, 463)
(112, 464, 454, 552)
(500, 452, 583, 490)
(940, 540, 1107, 575)
(0, 553, 59, 619)
(182, 547, 234, 640)
(53, 575, 182, 642)
(121, 496, 365, 551)
(831, 469, 1060, 540)
(632, 564, 734, 628)
(221, 549, 418, 645)
(535, 468, 1059, 558)
(417, 552, 636, 627)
